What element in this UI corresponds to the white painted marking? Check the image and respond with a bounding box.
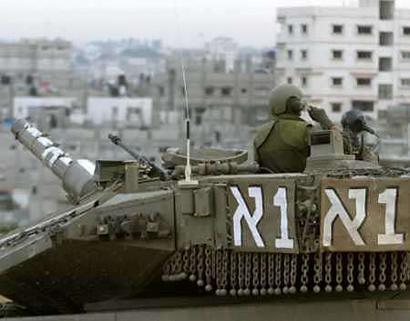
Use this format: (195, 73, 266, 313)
(378, 188, 403, 245)
(231, 186, 264, 247)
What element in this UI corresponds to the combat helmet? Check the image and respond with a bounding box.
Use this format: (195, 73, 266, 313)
(341, 109, 377, 135)
(269, 84, 303, 116)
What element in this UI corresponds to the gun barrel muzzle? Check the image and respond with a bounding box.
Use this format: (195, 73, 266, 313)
(11, 119, 97, 202)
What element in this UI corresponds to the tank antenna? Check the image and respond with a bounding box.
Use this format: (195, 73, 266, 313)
(181, 62, 196, 184)
(174, 0, 198, 186)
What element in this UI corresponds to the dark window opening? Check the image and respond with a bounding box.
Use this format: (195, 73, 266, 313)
(331, 103, 342, 112)
(301, 76, 307, 87)
(331, 77, 343, 86)
(357, 25, 373, 34)
(403, 27, 410, 35)
(158, 86, 164, 96)
(357, 51, 372, 60)
(301, 24, 308, 34)
(380, 32, 393, 46)
(379, 57, 392, 71)
(378, 84, 393, 100)
(287, 77, 293, 84)
(301, 49, 308, 59)
(221, 87, 232, 96)
(380, 1, 394, 20)
(288, 25, 293, 34)
(287, 50, 293, 60)
(401, 51, 410, 60)
(332, 25, 343, 34)
(204, 86, 214, 96)
(401, 78, 410, 87)
(356, 78, 372, 86)
(332, 50, 343, 60)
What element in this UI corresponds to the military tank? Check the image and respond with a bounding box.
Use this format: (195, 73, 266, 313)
(1, 119, 410, 320)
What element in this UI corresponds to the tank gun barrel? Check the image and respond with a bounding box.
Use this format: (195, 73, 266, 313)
(11, 119, 97, 202)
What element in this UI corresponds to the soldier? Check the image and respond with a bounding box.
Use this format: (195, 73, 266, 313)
(253, 84, 335, 173)
(341, 109, 379, 164)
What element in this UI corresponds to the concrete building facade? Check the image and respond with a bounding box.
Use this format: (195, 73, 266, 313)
(0, 38, 72, 89)
(151, 56, 275, 128)
(276, 0, 410, 121)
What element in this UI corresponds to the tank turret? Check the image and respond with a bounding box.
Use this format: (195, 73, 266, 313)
(11, 119, 97, 202)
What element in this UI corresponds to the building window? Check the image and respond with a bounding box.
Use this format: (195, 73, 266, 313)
(301, 24, 308, 34)
(287, 49, 293, 60)
(301, 49, 308, 60)
(403, 27, 410, 35)
(380, 32, 393, 46)
(301, 76, 308, 87)
(288, 25, 293, 34)
(357, 25, 373, 35)
(352, 100, 374, 112)
(331, 103, 342, 112)
(287, 77, 293, 84)
(378, 84, 393, 100)
(379, 57, 392, 71)
(331, 50, 343, 60)
(357, 51, 372, 60)
(241, 88, 247, 94)
(380, 1, 394, 20)
(356, 78, 372, 86)
(401, 51, 410, 61)
(400, 78, 410, 87)
(332, 24, 343, 34)
(158, 86, 164, 96)
(331, 77, 343, 86)
(181, 86, 186, 97)
(204, 86, 214, 96)
(221, 87, 232, 96)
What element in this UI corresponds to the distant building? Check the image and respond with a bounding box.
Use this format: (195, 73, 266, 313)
(13, 96, 77, 130)
(150, 55, 275, 134)
(276, 0, 410, 122)
(205, 37, 239, 73)
(86, 97, 153, 128)
(0, 38, 73, 90)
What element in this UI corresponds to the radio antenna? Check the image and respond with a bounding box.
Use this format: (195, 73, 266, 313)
(174, 0, 198, 186)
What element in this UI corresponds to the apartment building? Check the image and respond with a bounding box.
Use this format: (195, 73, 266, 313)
(151, 55, 275, 128)
(276, 0, 410, 121)
(0, 38, 72, 89)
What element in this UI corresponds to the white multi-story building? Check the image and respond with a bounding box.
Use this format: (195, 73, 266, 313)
(205, 37, 239, 73)
(276, 0, 410, 121)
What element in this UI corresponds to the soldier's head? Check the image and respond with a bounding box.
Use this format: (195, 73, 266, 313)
(269, 84, 304, 116)
(341, 109, 377, 136)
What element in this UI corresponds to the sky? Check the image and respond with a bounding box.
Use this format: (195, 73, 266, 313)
(1, 0, 410, 48)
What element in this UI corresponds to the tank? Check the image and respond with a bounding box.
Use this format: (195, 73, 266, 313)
(1, 119, 410, 318)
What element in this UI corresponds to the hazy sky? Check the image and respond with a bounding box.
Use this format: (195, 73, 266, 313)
(1, 0, 410, 48)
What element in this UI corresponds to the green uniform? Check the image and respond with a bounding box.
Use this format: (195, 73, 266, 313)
(254, 114, 311, 173)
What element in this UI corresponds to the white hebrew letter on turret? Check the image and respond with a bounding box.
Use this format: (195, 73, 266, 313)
(231, 186, 264, 248)
(323, 188, 366, 247)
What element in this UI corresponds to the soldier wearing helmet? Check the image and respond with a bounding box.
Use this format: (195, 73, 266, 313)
(341, 109, 379, 164)
(253, 83, 335, 173)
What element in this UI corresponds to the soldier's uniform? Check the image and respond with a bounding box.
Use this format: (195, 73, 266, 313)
(253, 84, 334, 173)
(254, 114, 311, 173)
